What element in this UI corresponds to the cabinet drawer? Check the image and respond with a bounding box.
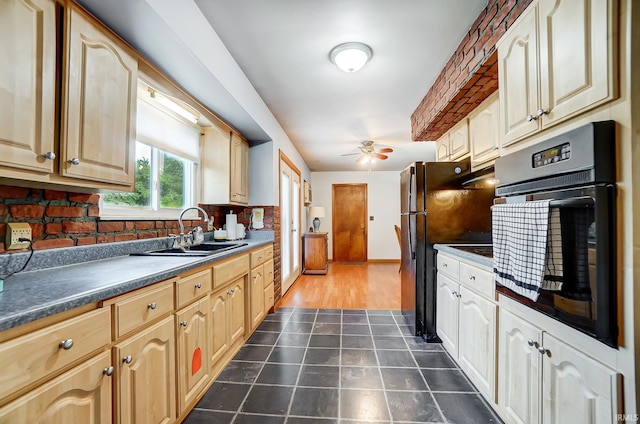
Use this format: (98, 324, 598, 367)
(437, 253, 460, 280)
(250, 247, 268, 267)
(263, 244, 274, 261)
(113, 281, 174, 339)
(176, 268, 212, 309)
(0, 307, 111, 401)
(264, 259, 274, 285)
(213, 254, 249, 289)
(459, 262, 494, 299)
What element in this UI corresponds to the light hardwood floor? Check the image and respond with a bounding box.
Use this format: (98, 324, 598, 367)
(280, 262, 401, 310)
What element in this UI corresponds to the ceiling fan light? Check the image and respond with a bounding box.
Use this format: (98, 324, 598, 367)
(330, 42, 373, 73)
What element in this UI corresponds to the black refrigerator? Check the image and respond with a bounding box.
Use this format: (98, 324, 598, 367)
(400, 160, 494, 341)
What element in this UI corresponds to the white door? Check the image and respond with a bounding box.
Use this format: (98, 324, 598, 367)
(280, 155, 301, 294)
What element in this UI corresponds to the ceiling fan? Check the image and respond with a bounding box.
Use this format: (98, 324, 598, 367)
(341, 140, 394, 163)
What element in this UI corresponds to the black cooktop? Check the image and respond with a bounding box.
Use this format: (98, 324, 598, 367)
(451, 245, 493, 258)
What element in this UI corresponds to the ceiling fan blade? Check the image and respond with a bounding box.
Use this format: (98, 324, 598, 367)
(378, 148, 394, 153)
(355, 155, 367, 163)
(340, 152, 360, 156)
(374, 153, 389, 160)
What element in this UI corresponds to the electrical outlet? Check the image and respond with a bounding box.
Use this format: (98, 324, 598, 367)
(6, 223, 32, 250)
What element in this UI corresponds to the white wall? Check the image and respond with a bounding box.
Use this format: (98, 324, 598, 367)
(310, 171, 401, 260)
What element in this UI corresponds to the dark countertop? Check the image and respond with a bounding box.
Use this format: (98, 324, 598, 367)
(433, 243, 493, 269)
(0, 238, 272, 332)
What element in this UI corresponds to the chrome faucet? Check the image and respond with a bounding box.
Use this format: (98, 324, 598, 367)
(175, 206, 209, 247)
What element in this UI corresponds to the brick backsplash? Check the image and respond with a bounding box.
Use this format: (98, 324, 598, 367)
(411, 0, 532, 141)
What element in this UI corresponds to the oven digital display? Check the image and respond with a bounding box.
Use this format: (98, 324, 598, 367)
(532, 142, 571, 168)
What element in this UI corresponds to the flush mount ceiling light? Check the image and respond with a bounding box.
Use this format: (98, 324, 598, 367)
(329, 42, 373, 73)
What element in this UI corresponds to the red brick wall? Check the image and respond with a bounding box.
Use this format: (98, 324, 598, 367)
(411, 0, 533, 141)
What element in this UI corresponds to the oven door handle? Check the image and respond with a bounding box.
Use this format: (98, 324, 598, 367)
(549, 196, 594, 208)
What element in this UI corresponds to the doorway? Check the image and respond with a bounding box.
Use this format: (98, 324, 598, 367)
(280, 152, 301, 294)
(332, 183, 367, 262)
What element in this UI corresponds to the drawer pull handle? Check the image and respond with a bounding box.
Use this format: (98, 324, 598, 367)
(103, 366, 115, 376)
(527, 339, 536, 347)
(538, 347, 549, 356)
(123, 355, 133, 364)
(195, 283, 202, 289)
(468, 275, 476, 281)
(59, 339, 74, 350)
(442, 263, 447, 268)
(148, 302, 157, 310)
(180, 320, 188, 327)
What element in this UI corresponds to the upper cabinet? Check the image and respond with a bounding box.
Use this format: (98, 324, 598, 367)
(498, 0, 617, 146)
(202, 125, 249, 206)
(61, 3, 137, 186)
(435, 119, 470, 162)
(0, 0, 57, 174)
(0, 0, 137, 190)
(469, 92, 500, 170)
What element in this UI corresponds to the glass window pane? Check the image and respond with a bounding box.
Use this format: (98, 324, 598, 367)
(102, 142, 152, 208)
(159, 150, 186, 209)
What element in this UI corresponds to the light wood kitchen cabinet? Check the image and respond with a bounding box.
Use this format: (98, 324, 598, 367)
(210, 277, 245, 367)
(469, 92, 500, 169)
(498, 0, 616, 147)
(114, 316, 176, 424)
(176, 296, 210, 414)
(436, 251, 497, 402)
(250, 264, 265, 329)
(303, 232, 328, 275)
(0, 351, 113, 424)
(263, 258, 275, 312)
(435, 119, 470, 162)
(0, 0, 57, 175)
(61, 3, 137, 186)
(498, 303, 621, 424)
(201, 125, 249, 206)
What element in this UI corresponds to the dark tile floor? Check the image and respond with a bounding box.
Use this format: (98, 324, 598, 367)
(184, 308, 503, 423)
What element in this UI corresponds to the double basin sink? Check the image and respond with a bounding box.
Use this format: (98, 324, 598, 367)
(131, 242, 248, 257)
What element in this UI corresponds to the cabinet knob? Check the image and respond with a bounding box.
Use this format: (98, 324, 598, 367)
(227, 290, 233, 296)
(253, 275, 258, 280)
(468, 275, 476, 281)
(59, 339, 74, 350)
(180, 320, 188, 327)
(67, 157, 80, 166)
(42, 152, 56, 160)
(123, 355, 133, 364)
(527, 339, 536, 347)
(538, 347, 549, 356)
(195, 283, 202, 289)
(148, 302, 157, 310)
(526, 114, 538, 122)
(442, 263, 448, 268)
(233, 194, 238, 198)
(103, 366, 115, 376)
(536, 108, 548, 117)
(451, 290, 458, 296)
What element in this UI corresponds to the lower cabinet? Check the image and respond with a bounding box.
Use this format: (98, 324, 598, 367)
(436, 273, 459, 357)
(498, 305, 621, 424)
(0, 351, 113, 423)
(115, 316, 176, 424)
(250, 264, 265, 329)
(176, 296, 210, 415)
(210, 277, 246, 367)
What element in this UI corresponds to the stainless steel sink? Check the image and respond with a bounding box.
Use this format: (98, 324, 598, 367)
(131, 242, 247, 257)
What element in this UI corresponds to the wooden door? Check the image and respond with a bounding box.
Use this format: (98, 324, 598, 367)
(332, 183, 367, 262)
(538, 0, 615, 128)
(498, 309, 541, 424)
(62, 4, 137, 186)
(115, 316, 176, 424)
(0, 0, 56, 174)
(498, 4, 540, 146)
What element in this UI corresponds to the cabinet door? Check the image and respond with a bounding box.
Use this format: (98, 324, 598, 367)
(469, 93, 500, 168)
(0, 351, 112, 424)
(228, 278, 246, 344)
(62, 4, 137, 186)
(176, 297, 210, 414)
(230, 132, 249, 205)
(457, 287, 497, 401)
(448, 119, 470, 160)
(435, 134, 449, 161)
(498, 5, 540, 145)
(209, 290, 230, 367)
(115, 316, 176, 424)
(542, 333, 620, 424)
(435, 274, 459, 357)
(0, 0, 56, 174)
(538, 0, 615, 127)
(498, 309, 542, 424)
(264, 282, 275, 314)
(250, 266, 265, 330)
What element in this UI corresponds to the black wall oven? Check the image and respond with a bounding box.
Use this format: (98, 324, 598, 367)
(494, 121, 618, 347)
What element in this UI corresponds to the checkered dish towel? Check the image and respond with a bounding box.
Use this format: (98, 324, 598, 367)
(492, 201, 563, 301)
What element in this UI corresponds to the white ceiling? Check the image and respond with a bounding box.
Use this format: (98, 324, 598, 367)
(76, 0, 488, 172)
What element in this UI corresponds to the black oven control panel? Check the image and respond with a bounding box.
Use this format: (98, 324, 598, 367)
(532, 142, 571, 168)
